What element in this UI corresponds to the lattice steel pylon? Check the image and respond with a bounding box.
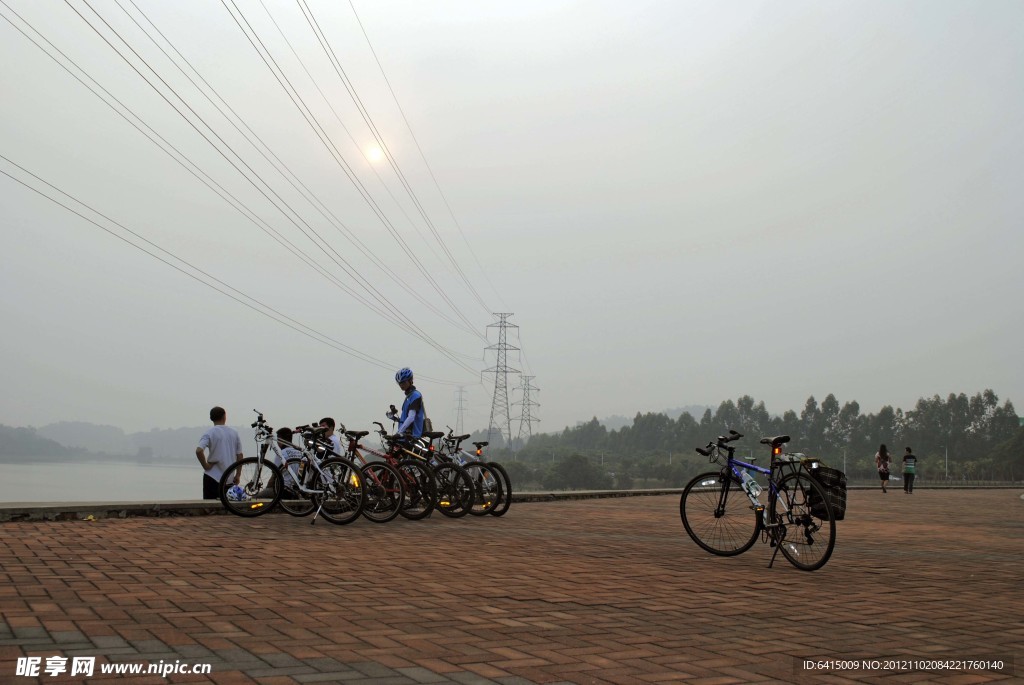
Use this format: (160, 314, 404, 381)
(483, 313, 520, 445)
(453, 386, 467, 434)
(514, 375, 540, 443)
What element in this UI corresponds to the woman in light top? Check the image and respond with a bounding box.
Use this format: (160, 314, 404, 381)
(875, 444, 892, 494)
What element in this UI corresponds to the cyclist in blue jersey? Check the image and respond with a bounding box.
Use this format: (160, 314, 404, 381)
(388, 367, 426, 439)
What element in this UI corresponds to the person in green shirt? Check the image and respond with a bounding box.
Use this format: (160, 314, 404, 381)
(902, 447, 918, 494)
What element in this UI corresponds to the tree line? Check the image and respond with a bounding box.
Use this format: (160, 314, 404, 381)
(494, 390, 1022, 489)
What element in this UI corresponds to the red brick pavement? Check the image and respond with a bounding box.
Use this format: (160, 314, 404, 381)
(0, 489, 1020, 684)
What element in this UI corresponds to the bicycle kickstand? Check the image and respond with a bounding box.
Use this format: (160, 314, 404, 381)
(311, 500, 323, 525)
(767, 528, 783, 569)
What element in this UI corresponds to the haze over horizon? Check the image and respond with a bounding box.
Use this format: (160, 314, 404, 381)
(2, 1, 1022, 438)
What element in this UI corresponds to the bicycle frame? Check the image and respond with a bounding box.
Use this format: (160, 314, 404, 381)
(348, 426, 427, 490)
(709, 446, 806, 522)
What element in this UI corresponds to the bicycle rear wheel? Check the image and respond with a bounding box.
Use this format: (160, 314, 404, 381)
(434, 463, 474, 518)
(487, 462, 512, 517)
(397, 459, 435, 520)
(462, 462, 503, 516)
(219, 458, 282, 517)
(767, 472, 836, 571)
(680, 471, 760, 556)
(279, 458, 316, 517)
(314, 458, 365, 525)
(360, 461, 405, 523)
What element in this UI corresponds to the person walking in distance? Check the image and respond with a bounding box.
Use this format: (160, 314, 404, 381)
(196, 406, 243, 500)
(875, 444, 892, 494)
(902, 446, 918, 494)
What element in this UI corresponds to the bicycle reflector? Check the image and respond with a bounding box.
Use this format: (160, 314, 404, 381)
(476, 448, 482, 456)
(772, 446, 782, 457)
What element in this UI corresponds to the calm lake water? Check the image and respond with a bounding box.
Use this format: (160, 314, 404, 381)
(0, 460, 202, 503)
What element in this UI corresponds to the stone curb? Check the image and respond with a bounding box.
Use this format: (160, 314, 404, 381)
(0, 485, 1019, 521)
(0, 490, 679, 522)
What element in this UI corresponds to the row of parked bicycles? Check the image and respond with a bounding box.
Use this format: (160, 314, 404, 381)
(219, 410, 511, 524)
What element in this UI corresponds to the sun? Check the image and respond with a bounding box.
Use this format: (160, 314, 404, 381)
(366, 145, 384, 163)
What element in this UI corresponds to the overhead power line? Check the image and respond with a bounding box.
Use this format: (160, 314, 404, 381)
(117, 0, 484, 341)
(347, 0, 508, 312)
(0, 154, 472, 386)
(221, 0, 487, 340)
(297, 0, 492, 313)
(51, 0, 479, 371)
(2, 155, 370, 370)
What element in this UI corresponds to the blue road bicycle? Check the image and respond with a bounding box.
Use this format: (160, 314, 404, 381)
(679, 431, 836, 571)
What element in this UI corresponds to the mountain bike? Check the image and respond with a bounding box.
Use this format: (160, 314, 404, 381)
(438, 428, 509, 517)
(382, 414, 475, 518)
(380, 423, 474, 519)
(345, 422, 436, 520)
(219, 411, 365, 525)
(415, 429, 496, 517)
(305, 424, 406, 524)
(679, 431, 836, 571)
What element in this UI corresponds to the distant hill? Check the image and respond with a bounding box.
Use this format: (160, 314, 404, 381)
(594, 406, 711, 432)
(36, 421, 133, 455)
(19, 406, 714, 458)
(0, 424, 73, 458)
(127, 426, 246, 461)
(35, 422, 248, 462)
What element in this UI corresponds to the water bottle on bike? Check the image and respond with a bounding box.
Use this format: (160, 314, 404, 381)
(739, 469, 762, 498)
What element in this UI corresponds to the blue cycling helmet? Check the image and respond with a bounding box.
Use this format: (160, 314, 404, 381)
(395, 367, 414, 384)
(226, 484, 247, 501)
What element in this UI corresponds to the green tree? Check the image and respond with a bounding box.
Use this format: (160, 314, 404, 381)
(543, 454, 612, 490)
(800, 396, 823, 453)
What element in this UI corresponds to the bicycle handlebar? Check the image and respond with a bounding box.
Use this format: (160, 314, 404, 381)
(695, 430, 743, 459)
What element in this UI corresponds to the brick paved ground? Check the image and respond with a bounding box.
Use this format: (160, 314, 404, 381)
(0, 489, 1021, 685)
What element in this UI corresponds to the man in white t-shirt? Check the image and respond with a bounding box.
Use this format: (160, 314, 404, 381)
(319, 417, 343, 456)
(196, 406, 244, 500)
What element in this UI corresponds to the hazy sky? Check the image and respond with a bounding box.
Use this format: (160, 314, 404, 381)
(2, 0, 1022, 438)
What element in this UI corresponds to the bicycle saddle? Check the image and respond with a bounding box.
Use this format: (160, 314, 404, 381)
(423, 431, 445, 440)
(346, 430, 369, 439)
(759, 435, 790, 446)
(472, 441, 489, 448)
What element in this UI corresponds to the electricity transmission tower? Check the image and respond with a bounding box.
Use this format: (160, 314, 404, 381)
(453, 386, 468, 434)
(514, 375, 540, 443)
(483, 313, 520, 445)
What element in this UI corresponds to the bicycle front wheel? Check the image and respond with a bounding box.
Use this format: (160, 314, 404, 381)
(314, 458, 365, 525)
(767, 472, 836, 571)
(360, 461, 405, 524)
(279, 458, 316, 517)
(219, 458, 282, 517)
(680, 471, 760, 556)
